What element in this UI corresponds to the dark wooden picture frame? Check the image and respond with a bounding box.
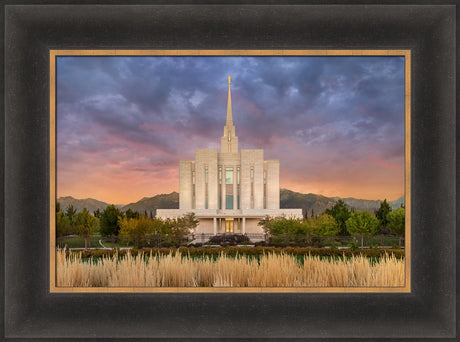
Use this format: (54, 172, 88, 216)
(3, 2, 456, 340)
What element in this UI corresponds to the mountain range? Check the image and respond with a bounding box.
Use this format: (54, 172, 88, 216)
(57, 196, 122, 214)
(57, 189, 404, 216)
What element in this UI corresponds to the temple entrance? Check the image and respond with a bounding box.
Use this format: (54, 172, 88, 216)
(225, 218, 234, 233)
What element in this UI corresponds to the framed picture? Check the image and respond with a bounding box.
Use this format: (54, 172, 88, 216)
(50, 49, 410, 294)
(3, 2, 456, 340)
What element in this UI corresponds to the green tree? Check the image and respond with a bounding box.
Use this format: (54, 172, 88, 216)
(387, 207, 405, 247)
(56, 210, 71, 238)
(259, 215, 307, 245)
(118, 217, 136, 246)
(345, 211, 379, 247)
(376, 199, 392, 245)
(125, 208, 139, 219)
(56, 202, 67, 237)
(100, 205, 122, 237)
(64, 204, 78, 234)
(311, 213, 340, 237)
(65, 204, 77, 220)
(258, 215, 272, 233)
(75, 208, 98, 249)
(93, 208, 101, 218)
(118, 213, 197, 248)
(182, 213, 199, 233)
(65, 204, 77, 228)
(376, 199, 392, 229)
(167, 213, 198, 245)
(119, 215, 157, 248)
(325, 199, 350, 235)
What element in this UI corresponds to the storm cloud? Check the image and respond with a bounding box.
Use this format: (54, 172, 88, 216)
(57, 56, 405, 204)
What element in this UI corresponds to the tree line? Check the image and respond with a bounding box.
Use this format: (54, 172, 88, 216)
(56, 203, 198, 249)
(57, 198, 405, 249)
(259, 199, 405, 247)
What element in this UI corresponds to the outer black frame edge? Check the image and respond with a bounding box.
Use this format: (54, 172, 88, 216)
(3, 3, 457, 341)
(0, 2, 4, 342)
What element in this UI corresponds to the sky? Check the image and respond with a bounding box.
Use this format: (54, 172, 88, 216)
(57, 56, 405, 204)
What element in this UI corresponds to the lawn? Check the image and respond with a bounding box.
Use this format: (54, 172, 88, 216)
(327, 235, 402, 248)
(57, 234, 133, 249)
(57, 234, 403, 249)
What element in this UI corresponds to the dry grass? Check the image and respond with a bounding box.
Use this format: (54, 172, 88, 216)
(56, 250, 405, 287)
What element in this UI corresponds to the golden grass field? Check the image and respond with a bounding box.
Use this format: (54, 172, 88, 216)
(56, 249, 405, 287)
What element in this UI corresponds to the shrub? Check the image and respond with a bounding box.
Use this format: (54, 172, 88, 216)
(69, 246, 404, 260)
(207, 234, 251, 246)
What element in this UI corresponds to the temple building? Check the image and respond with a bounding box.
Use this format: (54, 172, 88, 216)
(156, 77, 303, 237)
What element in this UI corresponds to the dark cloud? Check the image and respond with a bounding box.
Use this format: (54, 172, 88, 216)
(57, 55, 405, 202)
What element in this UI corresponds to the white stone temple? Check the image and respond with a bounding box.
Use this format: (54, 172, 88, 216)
(156, 77, 303, 237)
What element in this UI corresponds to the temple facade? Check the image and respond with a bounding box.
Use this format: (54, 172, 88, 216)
(156, 77, 303, 238)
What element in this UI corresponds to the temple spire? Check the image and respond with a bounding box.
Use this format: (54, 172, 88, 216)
(226, 76, 233, 126)
(221, 76, 238, 153)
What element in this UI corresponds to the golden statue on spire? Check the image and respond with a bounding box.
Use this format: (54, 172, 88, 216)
(228, 75, 231, 85)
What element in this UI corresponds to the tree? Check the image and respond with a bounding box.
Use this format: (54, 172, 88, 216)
(182, 213, 199, 234)
(258, 215, 272, 233)
(125, 208, 139, 219)
(119, 217, 137, 247)
(119, 215, 157, 248)
(93, 208, 101, 218)
(168, 213, 198, 244)
(346, 211, 379, 247)
(75, 208, 98, 249)
(63, 204, 78, 234)
(375, 199, 392, 245)
(56, 201, 70, 238)
(259, 215, 307, 245)
(305, 214, 340, 246)
(118, 213, 197, 248)
(311, 213, 340, 237)
(99, 205, 122, 237)
(325, 199, 350, 235)
(56, 210, 71, 238)
(387, 207, 405, 247)
(376, 199, 392, 230)
(65, 204, 77, 220)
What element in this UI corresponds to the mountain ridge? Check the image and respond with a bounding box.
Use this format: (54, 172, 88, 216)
(58, 190, 404, 216)
(57, 196, 124, 213)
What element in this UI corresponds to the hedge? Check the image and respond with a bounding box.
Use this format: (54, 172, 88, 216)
(67, 246, 404, 259)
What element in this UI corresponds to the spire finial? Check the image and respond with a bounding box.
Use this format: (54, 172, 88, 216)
(221, 76, 238, 153)
(226, 76, 233, 126)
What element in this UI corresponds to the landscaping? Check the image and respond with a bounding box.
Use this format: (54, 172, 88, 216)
(57, 249, 405, 287)
(56, 199, 406, 287)
(68, 246, 405, 260)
